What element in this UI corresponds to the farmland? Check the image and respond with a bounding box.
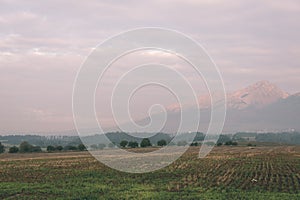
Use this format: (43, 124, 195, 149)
(1, 146, 300, 199)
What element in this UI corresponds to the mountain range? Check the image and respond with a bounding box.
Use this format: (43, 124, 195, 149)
(131, 80, 300, 133)
(9, 80, 298, 135)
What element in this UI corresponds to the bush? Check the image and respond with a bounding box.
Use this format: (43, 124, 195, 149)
(19, 141, 33, 153)
(0, 142, 4, 153)
(128, 141, 138, 148)
(140, 138, 151, 148)
(56, 146, 63, 151)
(157, 139, 167, 146)
(120, 140, 128, 148)
(217, 142, 223, 146)
(191, 142, 198, 146)
(47, 145, 56, 152)
(225, 141, 238, 146)
(9, 146, 19, 153)
(217, 135, 231, 144)
(64, 145, 77, 151)
(78, 144, 86, 151)
(31, 146, 42, 152)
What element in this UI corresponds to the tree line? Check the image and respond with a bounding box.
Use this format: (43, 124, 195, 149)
(0, 141, 87, 154)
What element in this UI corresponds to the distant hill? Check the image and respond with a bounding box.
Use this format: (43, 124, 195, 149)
(81, 132, 172, 146)
(130, 81, 300, 133)
(2, 131, 300, 147)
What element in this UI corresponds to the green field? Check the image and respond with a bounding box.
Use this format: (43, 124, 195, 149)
(1, 146, 300, 199)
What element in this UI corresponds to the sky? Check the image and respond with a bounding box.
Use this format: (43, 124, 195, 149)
(0, 0, 300, 133)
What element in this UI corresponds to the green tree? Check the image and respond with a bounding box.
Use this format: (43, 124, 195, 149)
(0, 142, 4, 153)
(31, 146, 42, 152)
(128, 141, 138, 148)
(217, 135, 231, 144)
(47, 145, 56, 152)
(78, 144, 86, 151)
(225, 141, 238, 146)
(64, 145, 77, 151)
(19, 141, 33, 153)
(120, 140, 128, 148)
(140, 138, 151, 148)
(9, 146, 19, 153)
(157, 139, 167, 146)
(191, 142, 198, 146)
(56, 146, 63, 151)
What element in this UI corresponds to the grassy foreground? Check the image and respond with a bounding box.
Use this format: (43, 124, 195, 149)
(1, 146, 300, 199)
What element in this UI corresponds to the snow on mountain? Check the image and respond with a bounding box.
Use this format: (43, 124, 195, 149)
(227, 80, 289, 110)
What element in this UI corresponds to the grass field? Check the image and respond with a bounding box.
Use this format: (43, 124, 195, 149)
(1, 146, 300, 199)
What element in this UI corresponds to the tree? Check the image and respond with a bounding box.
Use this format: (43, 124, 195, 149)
(217, 135, 231, 144)
(9, 146, 19, 153)
(78, 144, 86, 151)
(140, 138, 151, 148)
(47, 145, 56, 152)
(225, 141, 238, 146)
(31, 146, 42, 152)
(157, 139, 167, 146)
(56, 146, 63, 151)
(120, 140, 128, 148)
(191, 142, 198, 146)
(19, 141, 33, 153)
(128, 141, 138, 148)
(217, 142, 223, 146)
(64, 145, 77, 151)
(0, 142, 4, 153)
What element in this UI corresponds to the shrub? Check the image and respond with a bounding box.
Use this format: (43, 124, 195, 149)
(64, 145, 77, 151)
(225, 141, 238, 146)
(191, 142, 198, 146)
(56, 146, 63, 151)
(47, 145, 56, 152)
(78, 144, 86, 151)
(140, 138, 151, 148)
(157, 139, 167, 146)
(9, 146, 19, 153)
(31, 146, 42, 152)
(128, 141, 138, 148)
(120, 140, 128, 148)
(19, 141, 33, 153)
(0, 142, 4, 153)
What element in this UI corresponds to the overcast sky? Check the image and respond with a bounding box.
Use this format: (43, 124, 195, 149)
(0, 0, 300, 133)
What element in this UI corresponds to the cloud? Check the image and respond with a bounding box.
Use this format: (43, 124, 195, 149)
(0, 0, 299, 132)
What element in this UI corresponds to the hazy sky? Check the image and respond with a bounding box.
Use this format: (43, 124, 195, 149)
(0, 0, 300, 133)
